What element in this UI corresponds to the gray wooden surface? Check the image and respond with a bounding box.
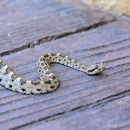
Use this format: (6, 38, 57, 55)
(0, 0, 130, 130)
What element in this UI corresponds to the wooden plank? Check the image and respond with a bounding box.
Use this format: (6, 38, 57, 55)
(0, 0, 114, 55)
(0, 20, 130, 129)
(0, 0, 10, 7)
(24, 95, 130, 130)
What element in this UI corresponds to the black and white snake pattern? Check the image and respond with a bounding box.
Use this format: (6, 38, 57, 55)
(0, 53, 106, 94)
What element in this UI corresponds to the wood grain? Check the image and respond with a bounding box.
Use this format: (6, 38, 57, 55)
(0, 0, 114, 56)
(0, 19, 130, 129)
(0, 0, 130, 129)
(24, 95, 130, 130)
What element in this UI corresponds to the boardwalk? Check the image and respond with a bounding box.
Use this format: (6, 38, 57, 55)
(0, 0, 130, 130)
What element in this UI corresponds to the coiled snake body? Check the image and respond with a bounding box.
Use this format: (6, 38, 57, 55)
(0, 53, 106, 94)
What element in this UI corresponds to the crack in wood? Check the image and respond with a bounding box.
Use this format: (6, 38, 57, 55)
(0, 19, 116, 57)
(44, 90, 130, 122)
(13, 89, 130, 130)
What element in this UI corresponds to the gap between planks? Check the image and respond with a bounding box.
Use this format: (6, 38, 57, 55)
(13, 90, 130, 130)
(0, 19, 116, 57)
(0, 48, 130, 127)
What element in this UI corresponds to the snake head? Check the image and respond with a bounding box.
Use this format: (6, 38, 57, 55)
(86, 62, 106, 75)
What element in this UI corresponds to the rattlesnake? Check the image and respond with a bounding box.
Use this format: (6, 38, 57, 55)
(0, 53, 106, 94)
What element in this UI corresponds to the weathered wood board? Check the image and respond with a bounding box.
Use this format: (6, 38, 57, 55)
(0, 0, 114, 56)
(0, 0, 130, 130)
(25, 95, 130, 130)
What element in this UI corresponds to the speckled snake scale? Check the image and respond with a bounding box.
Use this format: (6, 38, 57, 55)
(0, 53, 106, 94)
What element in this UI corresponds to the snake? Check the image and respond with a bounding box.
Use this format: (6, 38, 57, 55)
(0, 53, 106, 94)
